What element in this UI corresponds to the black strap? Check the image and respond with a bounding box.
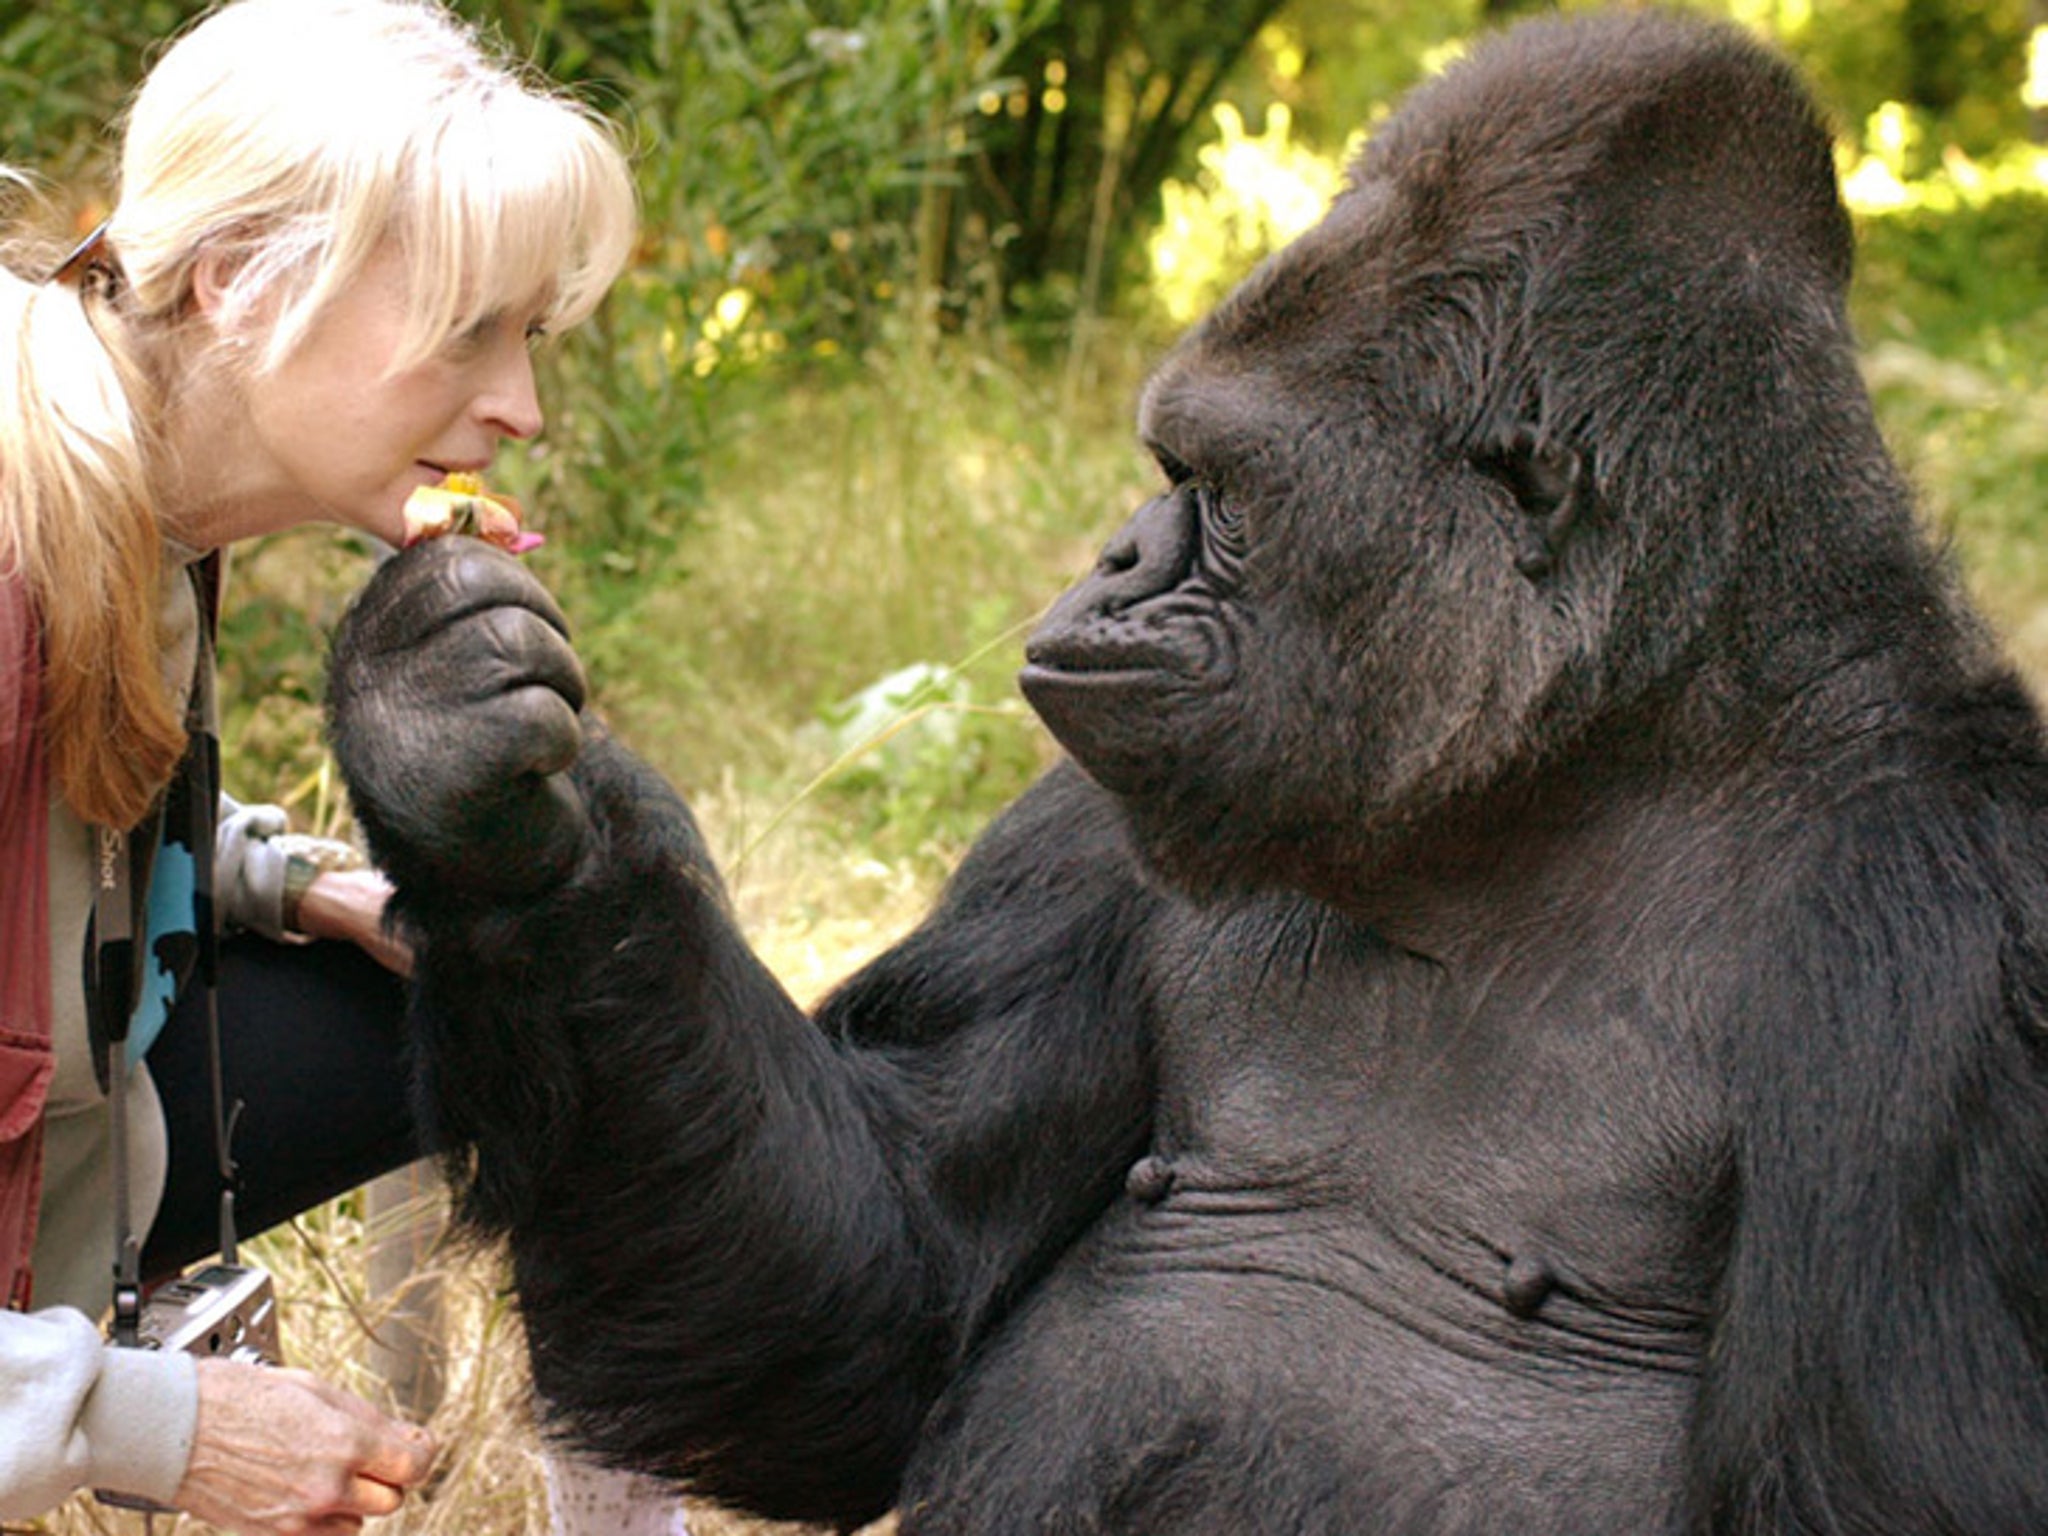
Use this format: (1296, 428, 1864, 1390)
(92, 818, 155, 1345)
(91, 554, 236, 1337)
(188, 557, 241, 1264)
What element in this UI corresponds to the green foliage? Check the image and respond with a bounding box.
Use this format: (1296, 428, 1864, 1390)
(1144, 99, 1349, 328)
(488, 280, 718, 636)
(569, 323, 1154, 799)
(798, 659, 1047, 874)
(1853, 183, 2048, 348)
(1837, 98, 2048, 594)
(1775, 0, 2036, 153)
(0, 2, 201, 183)
(1237, 0, 1491, 154)
(213, 529, 385, 825)
(472, 0, 1040, 347)
(968, 0, 1288, 324)
(1853, 187, 2048, 632)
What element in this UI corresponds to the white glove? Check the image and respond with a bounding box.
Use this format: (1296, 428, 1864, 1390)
(215, 798, 362, 940)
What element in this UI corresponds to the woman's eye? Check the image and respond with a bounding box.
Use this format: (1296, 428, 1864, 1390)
(445, 310, 546, 355)
(443, 315, 498, 355)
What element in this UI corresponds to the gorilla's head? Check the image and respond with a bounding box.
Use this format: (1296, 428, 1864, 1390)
(1020, 11, 1911, 904)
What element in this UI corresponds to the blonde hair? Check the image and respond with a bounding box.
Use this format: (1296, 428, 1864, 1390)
(0, 0, 636, 829)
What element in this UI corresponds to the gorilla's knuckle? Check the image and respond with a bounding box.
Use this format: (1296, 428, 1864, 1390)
(474, 602, 548, 663)
(498, 686, 584, 770)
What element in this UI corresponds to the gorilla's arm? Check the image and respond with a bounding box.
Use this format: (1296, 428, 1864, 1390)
(1691, 776, 2048, 1533)
(328, 541, 1160, 1525)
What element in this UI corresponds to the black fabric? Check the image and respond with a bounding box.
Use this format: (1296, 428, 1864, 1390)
(88, 557, 222, 1091)
(140, 932, 425, 1278)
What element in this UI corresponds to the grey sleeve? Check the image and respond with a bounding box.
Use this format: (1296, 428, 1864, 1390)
(0, 1306, 197, 1518)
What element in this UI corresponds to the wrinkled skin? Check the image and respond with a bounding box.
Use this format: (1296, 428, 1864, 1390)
(328, 13, 2048, 1534)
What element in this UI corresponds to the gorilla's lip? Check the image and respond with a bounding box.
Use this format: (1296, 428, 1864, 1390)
(1017, 659, 1166, 698)
(1021, 622, 1235, 688)
(1020, 635, 1177, 677)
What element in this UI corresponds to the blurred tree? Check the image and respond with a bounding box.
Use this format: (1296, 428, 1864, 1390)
(469, 0, 1045, 339)
(1225, 0, 1482, 152)
(2031, 0, 2048, 143)
(0, 1, 201, 190)
(965, 0, 1285, 320)
(1751, 0, 2032, 157)
(2025, 0, 2047, 142)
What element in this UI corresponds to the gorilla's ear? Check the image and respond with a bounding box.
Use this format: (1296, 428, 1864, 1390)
(1474, 427, 1595, 581)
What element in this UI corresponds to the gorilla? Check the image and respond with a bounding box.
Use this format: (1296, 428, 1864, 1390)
(328, 11, 2048, 1534)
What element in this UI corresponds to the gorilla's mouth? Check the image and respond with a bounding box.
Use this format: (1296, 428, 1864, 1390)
(1018, 643, 1173, 686)
(1015, 656, 1160, 743)
(1020, 613, 1236, 688)
(1016, 660, 1148, 694)
(1019, 624, 1238, 794)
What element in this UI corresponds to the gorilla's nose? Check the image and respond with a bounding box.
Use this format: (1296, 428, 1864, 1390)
(1089, 491, 1199, 610)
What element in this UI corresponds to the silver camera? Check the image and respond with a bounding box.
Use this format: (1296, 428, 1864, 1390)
(96, 1264, 284, 1514)
(133, 1261, 284, 1364)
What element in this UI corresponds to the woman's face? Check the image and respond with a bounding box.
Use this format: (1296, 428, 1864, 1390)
(178, 239, 546, 547)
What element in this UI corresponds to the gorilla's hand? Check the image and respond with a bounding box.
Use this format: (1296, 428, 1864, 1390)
(328, 537, 590, 900)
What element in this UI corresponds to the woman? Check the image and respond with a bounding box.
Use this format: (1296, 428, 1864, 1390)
(0, 0, 636, 1529)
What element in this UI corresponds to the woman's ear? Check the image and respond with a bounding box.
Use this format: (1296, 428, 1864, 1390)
(187, 245, 272, 371)
(194, 245, 237, 315)
(189, 244, 252, 330)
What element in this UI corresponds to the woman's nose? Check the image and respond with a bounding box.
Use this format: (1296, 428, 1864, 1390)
(480, 347, 544, 441)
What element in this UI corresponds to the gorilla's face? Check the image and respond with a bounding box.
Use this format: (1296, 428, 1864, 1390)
(1019, 11, 1868, 908)
(1021, 200, 1603, 901)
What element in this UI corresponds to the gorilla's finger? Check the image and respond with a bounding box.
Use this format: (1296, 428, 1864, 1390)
(349, 537, 572, 659)
(462, 682, 586, 786)
(472, 604, 588, 716)
(389, 603, 587, 722)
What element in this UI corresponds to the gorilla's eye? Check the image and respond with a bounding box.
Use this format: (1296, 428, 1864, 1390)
(1152, 444, 1196, 487)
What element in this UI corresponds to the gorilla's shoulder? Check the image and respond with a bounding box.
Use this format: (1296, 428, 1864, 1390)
(819, 759, 1163, 1051)
(942, 760, 1146, 908)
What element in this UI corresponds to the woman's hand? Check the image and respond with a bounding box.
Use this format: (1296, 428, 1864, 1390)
(173, 1358, 436, 1535)
(294, 867, 414, 977)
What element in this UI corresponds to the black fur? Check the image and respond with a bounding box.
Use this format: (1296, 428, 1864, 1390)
(329, 12, 2048, 1532)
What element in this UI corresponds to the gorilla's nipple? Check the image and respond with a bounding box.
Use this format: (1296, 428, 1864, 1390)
(1126, 1154, 1177, 1205)
(1503, 1252, 1557, 1319)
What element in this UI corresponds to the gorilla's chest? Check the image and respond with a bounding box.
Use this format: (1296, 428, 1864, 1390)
(902, 899, 1722, 1530)
(1131, 895, 1725, 1354)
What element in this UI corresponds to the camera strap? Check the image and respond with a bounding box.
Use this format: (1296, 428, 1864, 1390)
(92, 817, 154, 1346)
(90, 554, 238, 1345)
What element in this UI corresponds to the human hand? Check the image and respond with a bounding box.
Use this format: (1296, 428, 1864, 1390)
(173, 1358, 436, 1535)
(327, 538, 590, 900)
(296, 867, 414, 977)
